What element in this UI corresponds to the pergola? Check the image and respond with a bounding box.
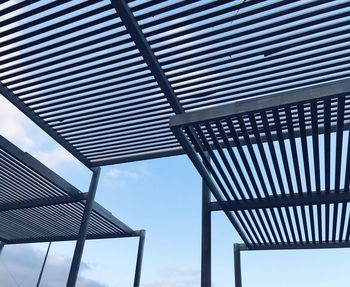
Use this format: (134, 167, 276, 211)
(1, 1, 350, 286)
(0, 134, 145, 286)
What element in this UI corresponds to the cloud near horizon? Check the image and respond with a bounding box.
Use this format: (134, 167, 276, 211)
(143, 266, 200, 287)
(0, 245, 107, 287)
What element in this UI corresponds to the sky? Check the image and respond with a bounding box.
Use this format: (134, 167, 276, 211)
(1, 1, 350, 286)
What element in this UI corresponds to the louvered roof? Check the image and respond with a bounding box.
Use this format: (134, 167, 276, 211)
(170, 79, 350, 249)
(0, 134, 136, 244)
(1, 0, 350, 167)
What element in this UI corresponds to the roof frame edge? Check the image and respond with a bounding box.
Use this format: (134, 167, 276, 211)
(0, 82, 92, 168)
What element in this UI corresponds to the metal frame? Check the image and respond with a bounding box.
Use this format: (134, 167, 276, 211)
(170, 78, 350, 286)
(0, 134, 145, 286)
(2, 1, 349, 167)
(2, 2, 350, 287)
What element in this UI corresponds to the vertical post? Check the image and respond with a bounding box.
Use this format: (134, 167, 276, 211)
(36, 242, 51, 287)
(133, 230, 146, 287)
(234, 244, 242, 287)
(0, 242, 5, 257)
(66, 167, 101, 287)
(201, 174, 211, 287)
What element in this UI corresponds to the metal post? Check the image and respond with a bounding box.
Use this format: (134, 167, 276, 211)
(0, 242, 5, 256)
(66, 167, 101, 287)
(201, 176, 211, 287)
(234, 244, 242, 287)
(133, 230, 146, 287)
(36, 241, 51, 287)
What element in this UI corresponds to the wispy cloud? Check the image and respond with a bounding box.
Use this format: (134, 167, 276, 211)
(104, 162, 151, 189)
(143, 266, 200, 287)
(0, 97, 36, 150)
(0, 245, 107, 287)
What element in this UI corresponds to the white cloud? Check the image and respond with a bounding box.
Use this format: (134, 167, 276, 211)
(0, 245, 107, 287)
(104, 162, 151, 189)
(32, 146, 79, 171)
(143, 267, 200, 287)
(0, 97, 36, 150)
(107, 168, 140, 180)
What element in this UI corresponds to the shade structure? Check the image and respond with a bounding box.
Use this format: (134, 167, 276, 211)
(1, 1, 350, 167)
(170, 79, 350, 249)
(0, 134, 138, 244)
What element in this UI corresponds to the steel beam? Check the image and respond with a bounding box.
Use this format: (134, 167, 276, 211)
(201, 176, 211, 287)
(6, 232, 135, 245)
(90, 147, 184, 167)
(36, 242, 51, 287)
(66, 167, 101, 287)
(209, 190, 350, 212)
(133, 230, 145, 287)
(0, 242, 4, 256)
(237, 241, 350, 251)
(172, 127, 250, 246)
(0, 193, 88, 212)
(234, 244, 242, 287)
(0, 83, 91, 168)
(112, 0, 184, 115)
(170, 78, 350, 127)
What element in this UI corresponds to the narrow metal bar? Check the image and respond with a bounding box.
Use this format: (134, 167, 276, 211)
(333, 96, 345, 242)
(36, 242, 52, 287)
(114, 0, 184, 115)
(184, 127, 256, 244)
(234, 244, 242, 287)
(171, 127, 251, 246)
(66, 167, 101, 287)
(285, 106, 308, 243)
(170, 78, 350, 128)
(324, 99, 331, 242)
(209, 190, 350, 211)
(237, 241, 350, 251)
(201, 172, 211, 287)
(0, 242, 5, 256)
(133, 230, 145, 287)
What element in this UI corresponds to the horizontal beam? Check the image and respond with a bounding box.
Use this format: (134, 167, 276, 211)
(0, 193, 88, 212)
(210, 190, 350, 211)
(5, 232, 137, 245)
(237, 241, 350, 251)
(170, 78, 350, 127)
(90, 147, 184, 167)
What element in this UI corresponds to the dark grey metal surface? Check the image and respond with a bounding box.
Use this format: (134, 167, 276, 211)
(133, 230, 146, 287)
(234, 244, 242, 287)
(171, 84, 350, 249)
(67, 168, 100, 287)
(201, 177, 211, 287)
(0, 134, 135, 244)
(36, 242, 51, 287)
(2, 1, 349, 166)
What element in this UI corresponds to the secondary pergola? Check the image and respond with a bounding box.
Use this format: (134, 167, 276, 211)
(0, 134, 145, 286)
(1, 1, 350, 286)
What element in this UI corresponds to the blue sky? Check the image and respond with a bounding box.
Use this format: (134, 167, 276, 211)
(1, 87, 350, 287)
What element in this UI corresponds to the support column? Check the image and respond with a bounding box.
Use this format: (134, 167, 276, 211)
(66, 167, 101, 287)
(133, 230, 146, 287)
(234, 244, 242, 287)
(0, 242, 5, 256)
(201, 176, 211, 287)
(36, 241, 51, 287)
